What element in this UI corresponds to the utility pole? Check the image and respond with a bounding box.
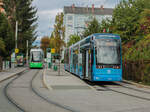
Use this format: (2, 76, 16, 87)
(15, 21, 18, 49)
(26, 40, 29, 66)
(15, 21, 18, 67)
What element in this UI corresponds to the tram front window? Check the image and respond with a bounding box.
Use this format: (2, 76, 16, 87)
(95, 39, 120, 65)
(31, 51, 42, 62)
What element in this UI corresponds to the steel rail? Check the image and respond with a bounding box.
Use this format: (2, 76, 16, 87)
(31, 69, 80, 112)
(4, 70, 29, 112)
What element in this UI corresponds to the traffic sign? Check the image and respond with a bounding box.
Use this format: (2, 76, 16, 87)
(51, 48, 55, 54)
(11, 52, 16, 62)
(15, 48, 19, 54)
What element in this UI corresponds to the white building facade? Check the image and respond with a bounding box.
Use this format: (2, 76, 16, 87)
(63, 5, 113, 43)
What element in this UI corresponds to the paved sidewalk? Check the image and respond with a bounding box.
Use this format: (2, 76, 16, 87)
(43, 67, 150, 112)
(0, 67, 26, 82)
(43, 68, 92, 90)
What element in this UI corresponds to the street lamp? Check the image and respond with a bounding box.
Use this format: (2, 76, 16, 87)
(58, 30, 63, 76)
(15, 21, 18, 49)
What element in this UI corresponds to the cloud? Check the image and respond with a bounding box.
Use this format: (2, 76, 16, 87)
(38, 9, 63, 17)
(36, 9, 63, 37)
(32, 0, 120, 39)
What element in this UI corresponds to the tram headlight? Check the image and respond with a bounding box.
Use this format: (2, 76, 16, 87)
(96, 65, 104, 69)
(113, 65, 120, 69)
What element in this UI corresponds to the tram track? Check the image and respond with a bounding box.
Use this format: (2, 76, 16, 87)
(100, 84, 150, 101)
(85, 80, 150, 101)
(4, 68, 79, 112)
(31, 69, 80, 112)
(114, 81, 150, 94)
(3, 69, 29, 112)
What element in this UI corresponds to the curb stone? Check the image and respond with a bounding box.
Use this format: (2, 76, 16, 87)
(123, 79, 150, 89)
(0, 68, 26, 83)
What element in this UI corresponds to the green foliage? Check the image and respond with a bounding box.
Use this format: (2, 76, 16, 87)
(67, 35, 81, 47)
(40, 36, 50, 57)
(124, 34, 150, 61)
(100, 19, 112, 33)
(0, 38, 6, 55)
(0, 13, 14, 57)
(3, 0, 37, 54)
(82, 18, 101, 37)
(51, 12, 65, 53)
(111, 0, 150, 43)
(49, 34, 56, 49)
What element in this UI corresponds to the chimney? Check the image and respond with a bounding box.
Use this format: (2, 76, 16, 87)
(100, 5, 104, 10)
(72, 4, 75, 12)
(92, 4, 94, 13)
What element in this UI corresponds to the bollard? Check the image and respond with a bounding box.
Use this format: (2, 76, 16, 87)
(6, 61, 9, 69)
(2, 61, 5, 70)
(53, 65, 58, 71)
(48, 62, 52, 68)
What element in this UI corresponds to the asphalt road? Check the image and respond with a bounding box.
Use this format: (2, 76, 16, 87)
(1, 67, 150, 112)
(0, 77, 20, 112)
(6, 69, 71, 112)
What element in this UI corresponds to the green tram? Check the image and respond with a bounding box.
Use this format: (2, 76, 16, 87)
(29, 48, 44, 68)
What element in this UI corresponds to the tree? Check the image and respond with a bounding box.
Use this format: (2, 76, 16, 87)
(82, 18, 100, 37)
(0, 38, 6, 55)
(3, 0, 37, 53)
(0, 13, 14, 57)
(0, 38, 5, 70)
(136, 9, 150, 35)
(112, 0, 150, 43)
(52, 12, 65, 53)
(40, 36, 50, 57)
(49, 33, 56, 49)
(67, 35, 80, 47)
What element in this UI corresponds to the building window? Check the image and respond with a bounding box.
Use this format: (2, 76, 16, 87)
(67, 24, 73, 27)
(68, 15, 73, 21)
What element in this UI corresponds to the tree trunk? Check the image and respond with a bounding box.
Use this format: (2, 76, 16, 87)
(0, 56, 2, 71)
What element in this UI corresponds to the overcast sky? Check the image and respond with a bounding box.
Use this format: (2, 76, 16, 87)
(32, 0, 120, 45)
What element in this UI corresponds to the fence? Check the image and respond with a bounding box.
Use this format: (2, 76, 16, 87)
(0, 60, 12, 71)
(123, 60, 150, 85)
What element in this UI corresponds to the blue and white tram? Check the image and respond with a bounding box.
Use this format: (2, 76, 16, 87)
(64, 33, 122, 81)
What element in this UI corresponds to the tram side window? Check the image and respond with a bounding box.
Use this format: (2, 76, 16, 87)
(80, 49, 85, 65)
(67, 50, 69, 64)
(65, 50, 69, 64)
(64, 49, 69, 64)
(64, 51, 66, 64)
(73, 53, 78, 66)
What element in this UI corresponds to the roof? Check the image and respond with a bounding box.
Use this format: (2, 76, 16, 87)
(64, 6, 113, 15)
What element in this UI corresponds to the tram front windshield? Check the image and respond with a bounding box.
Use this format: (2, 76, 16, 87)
(95, 39, 120, 65)
(31, 51, 42, 62)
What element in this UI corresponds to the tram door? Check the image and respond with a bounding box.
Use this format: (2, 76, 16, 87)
(85, 49, 92, 79)
(85, 50, 89, 78)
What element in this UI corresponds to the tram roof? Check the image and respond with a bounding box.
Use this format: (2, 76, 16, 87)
(69, 33, 120, 48)
(92, 33, 120, 37)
